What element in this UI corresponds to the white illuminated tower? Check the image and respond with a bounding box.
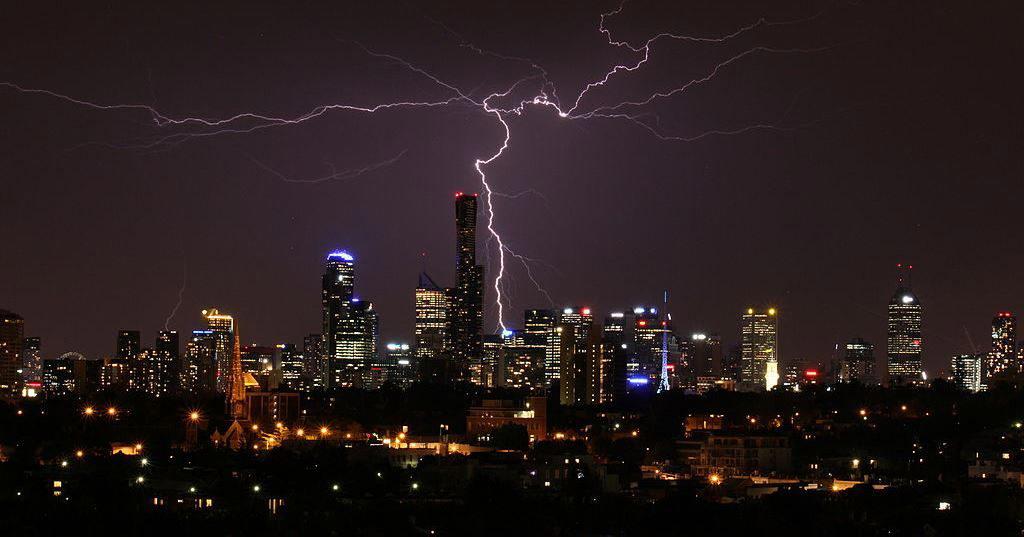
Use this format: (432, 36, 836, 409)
(886, 264, 923, 386)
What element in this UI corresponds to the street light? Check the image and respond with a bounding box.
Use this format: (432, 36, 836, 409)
(107, 407, 117, 416)
(320, 426, 329, 437)
(83, 406, 94, 416)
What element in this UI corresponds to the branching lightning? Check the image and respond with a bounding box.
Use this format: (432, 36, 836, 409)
(164, 258, 187, 331)
(0, 1, 833, 332)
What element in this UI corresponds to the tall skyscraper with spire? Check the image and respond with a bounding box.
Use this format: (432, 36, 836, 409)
(887, 264, 923, 385)
(447, 193, 484, 381)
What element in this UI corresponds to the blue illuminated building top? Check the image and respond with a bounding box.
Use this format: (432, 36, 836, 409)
(327, 250, 355, 262)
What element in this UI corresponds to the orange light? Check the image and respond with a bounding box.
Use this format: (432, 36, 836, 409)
(83, 406, 94, 416)
(296, 428, 305, 436)
(189, 411, 200, 421)
(107, 407, 117, 416)
(75, 450, 84, 458)
(320, 427, 329, 436)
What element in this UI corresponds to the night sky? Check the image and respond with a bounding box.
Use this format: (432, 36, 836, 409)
(2, 0, 1022, 375)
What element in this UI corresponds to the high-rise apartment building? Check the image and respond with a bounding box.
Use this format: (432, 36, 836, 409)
(986, 312, 1016, 381)
(302, 333, 326, 389)
(184, 330, 217, 394)
(21, 336, 42, 385)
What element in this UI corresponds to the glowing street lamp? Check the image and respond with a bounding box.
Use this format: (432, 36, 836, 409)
(83, 406, 95, 416)
(320, 426, 329, 437)
(107, 407, 117, 416)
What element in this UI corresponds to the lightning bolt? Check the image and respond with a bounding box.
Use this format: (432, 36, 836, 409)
(164, 258, 187, 331)
(0, 1, 835, 333)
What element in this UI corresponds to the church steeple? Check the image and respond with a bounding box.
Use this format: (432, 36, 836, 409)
(229, 328, 247, 420)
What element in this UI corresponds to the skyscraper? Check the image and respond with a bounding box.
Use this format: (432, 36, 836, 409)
(277, 343, 302, 387)
(184, 330, 217, 394)
(322, 250, 375, 387)
(558, 307, 595, 405)
(202, 308, 235, 393)
(951, 353, 983, 392)
(986, 312, 1016, 381)
(524, 309, 560, 384)
(448, 193, 485, 381)
(117, 330, 140, 360)
(887, 265, 923, 386)
(152, 330, 180, 396)
(21, 336, 42, 385)
(842, 337, 877, 385)
(740, 307, 779, 392)
(301, 333, 326, 389)
(414, 272, 447, 360)
(0, 310, 24, 397)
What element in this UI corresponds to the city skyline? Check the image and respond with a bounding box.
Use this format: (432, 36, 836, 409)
(2, 1, 1023, 374)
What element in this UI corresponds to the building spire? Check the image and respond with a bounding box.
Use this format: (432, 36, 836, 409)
(229, 327, 246, 419)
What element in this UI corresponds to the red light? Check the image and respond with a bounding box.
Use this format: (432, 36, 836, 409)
(637, 320, 647, 327)
(455, 191, 463, 197)
(582, 308, 591, 315)
(805, 370, 818, 377)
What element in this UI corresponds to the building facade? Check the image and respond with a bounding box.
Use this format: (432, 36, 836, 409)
(0, 310, 25, 398)
(447, 193, 484, 381)
(740, 307, 779, 391)
(887, 266, 923, 386)
(987, 312, 1017, 382)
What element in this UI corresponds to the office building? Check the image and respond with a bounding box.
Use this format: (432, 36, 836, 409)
(414, 272, 447, 360)
(277, 343, 302, 387)
(740, 307, 779, 391)
(322, 251, 376, 387)
(843, 337, 877, 385)
(887, 265, 923, 386)
(0, 310, 24, 397)
(202, 309, 235, 393)
(951, 353, 983, 393)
